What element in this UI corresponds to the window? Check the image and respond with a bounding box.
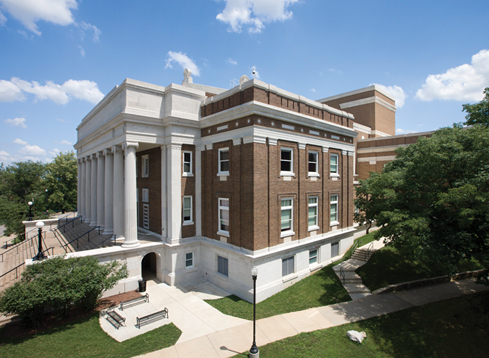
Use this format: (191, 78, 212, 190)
(308, 196, 319, 230)
(308, 151, 318, 175)
(218, 198, 229, 234)
(142, 188, 149, 203)
(282, 256, 294, 276)
(218, 256, 228, 276)
(183, 151, 192, 176)
(330, 154, 338, 175)
(280, 198, 293, 236)
(218, 148, 229, 174)
(183, 196, 192, 224)
(330, 195, 339, 225)
(142, 155, 149, 178)
(331, 242, 339, 257)
(280, 148, 293, 174)
(309, 249, 318, 265)
(185, 252, 194, 268)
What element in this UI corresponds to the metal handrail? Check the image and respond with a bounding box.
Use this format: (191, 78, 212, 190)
(339, 266, 345, 285)
(62, 226, 101, 251)
(92, 234, 116, 250)
(0, 246, 55, 280)
(0, 234, 36, 262)
(347, 240, 359, 260)
(57, 215, 82, 232)
(365, 242, 374, 261)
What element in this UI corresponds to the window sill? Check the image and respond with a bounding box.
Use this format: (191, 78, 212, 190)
(280, 230, 295, 238)
(182, 173, 194, 177)
(330, 173, 340, 178)
(282, 274, 298, 283)
(185, 266, 198, 273)
(308, 172, 320, 177)
(330, 221, 340, 227)
(280, 171, 295, 177)
(217, 230, 230, 237)
(308, 225, 320, 232)
(217, 172, 229, 177)
(183, 221, 194, 226)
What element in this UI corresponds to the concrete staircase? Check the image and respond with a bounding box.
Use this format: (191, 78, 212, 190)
(333, 240, 385, 300)
(53, 218, 114, 253)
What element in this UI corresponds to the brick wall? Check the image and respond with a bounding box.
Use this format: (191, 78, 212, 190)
(182, 144, 196, 238)
(136, 147, 161, 234)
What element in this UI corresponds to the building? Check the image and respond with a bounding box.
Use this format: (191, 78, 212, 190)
(74, 72, 359, 302)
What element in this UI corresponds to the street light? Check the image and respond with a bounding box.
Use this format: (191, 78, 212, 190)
(28, 201, 33, 221)
(34, 221, 45, 260)
(249, 266, 259, 358)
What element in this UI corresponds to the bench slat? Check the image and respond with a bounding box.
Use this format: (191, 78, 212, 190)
(120, 293, 149, 311)
(136, 308, 169, 329)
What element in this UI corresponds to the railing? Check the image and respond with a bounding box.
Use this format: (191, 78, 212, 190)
(365, 242, 374, 261)
(57, 215, 82, 233)
(346, 240, 359, 260)
(62, 226, 101, 252)
(0, 235, 37, 262)
(92, 234, 116, 250)
(339, 266, 346, 285)
(0, 246, 55, 281)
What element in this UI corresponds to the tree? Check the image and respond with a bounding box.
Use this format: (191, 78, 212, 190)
(463, 87, 489, 126)
(355, 124, 489, 273)
(0, 256, 127, 327)
(45, 151, 78, 213)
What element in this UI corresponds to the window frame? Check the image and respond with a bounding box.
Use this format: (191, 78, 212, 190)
(217, 255, 228, 277)
(280, 198, 294, 237)
(280, 148, 294, 176)
(185, 252, 194, 268)
(308, 151, 319, 176)
(141, 154, 149, 178)
(282, 256, 295, 277)
(330, 153, 339, 177)
(183, 195, 193, 225)
(142, 188, 149, 203)
(218, 148, 230, 175)
(218, 198, 230, 236)
(309, 249, 318, 265)
(308, 196, 319, 231)
(183, 151, 193, 176)
(330, 194, 339, 226)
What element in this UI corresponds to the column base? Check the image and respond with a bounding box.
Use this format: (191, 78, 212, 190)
(103, 229, 114, 235)
(122, 241, 140, 248)
(89, 221, 98, 227)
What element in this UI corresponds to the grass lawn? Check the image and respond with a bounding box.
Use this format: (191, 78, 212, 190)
(233, 291, 489, 358)
(0, 312, 181, 358)
(206, 232, 377, 320)
(356, 245, 485, 292)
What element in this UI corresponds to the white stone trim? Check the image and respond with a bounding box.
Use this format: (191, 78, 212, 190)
(357, 144, 408, 154)
(371, 130, 392, 137)
(357, 155, 396, 162)
(316, 84, 396, 103)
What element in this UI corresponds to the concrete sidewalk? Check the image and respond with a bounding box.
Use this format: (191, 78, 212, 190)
(132, 279, 489, 358)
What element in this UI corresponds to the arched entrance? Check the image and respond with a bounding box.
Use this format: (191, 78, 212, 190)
(141, 252, 158, 281)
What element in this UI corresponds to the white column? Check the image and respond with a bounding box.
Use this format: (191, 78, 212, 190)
(85, 156, 91, 223)
(77, 159, 81, 217)
(161, 145, 167, 241)
(96, 152, 105, 229)
(113, 146, 124, 239)
(79, 159, 85, 218)
(90, 154, 97, 226)
(195, 145, 203, 237)
(103, 149, 114, 235)
(167, 144, 182, 244)
(122, 142, 139, 248)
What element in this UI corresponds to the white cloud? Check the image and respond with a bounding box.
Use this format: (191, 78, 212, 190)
(227, 57, 238, 65)
(372, 83, 407, 108)
(0, 10, 6, 25)
(310, 88, 316, 93)
(49, 148, 60, 156)
(0, 0, 78, 35)
(415, 49, 489, 102)
(0, 77, 103, 104)
(19, 144, 46, 156)
(57, 139, 72, 145)
(56, 118, 67, 123)
(13, 138, 27, 145)
(4, 117, 27, 128)
(217, 0, 299, 34)
(0, 79, 25, 102)
(79, 21, 101, 42)
(78, 45, 85, 57)
(165, 51, 200, 76)
(0, 150, 10, 157)
(396, 128, 418, 135)
(251, 65, 260, 79)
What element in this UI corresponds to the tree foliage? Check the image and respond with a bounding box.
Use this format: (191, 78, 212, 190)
(0, 152, 77, 237)
(355, 125, 489, 273)
(0, 256, 127, 327)
(463, 87, 489, 126)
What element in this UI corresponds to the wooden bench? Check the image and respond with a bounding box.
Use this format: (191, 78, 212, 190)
(136, 308, 169, 329)
(106, 310, 126, 330)
(119, 293, 149, 311)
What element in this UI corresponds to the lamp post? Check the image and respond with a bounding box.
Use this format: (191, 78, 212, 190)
(249, 266, 259, 358)
(34, 221, 45, 260)
(28, 201, 33, 221)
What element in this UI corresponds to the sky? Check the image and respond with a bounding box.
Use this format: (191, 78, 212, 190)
(0, 0, 488, 165)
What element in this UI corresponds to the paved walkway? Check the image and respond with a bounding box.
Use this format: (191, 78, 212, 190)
(103, 278, 489, 358)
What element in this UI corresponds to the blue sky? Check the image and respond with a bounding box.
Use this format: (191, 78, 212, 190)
(1, 0, 488, 165)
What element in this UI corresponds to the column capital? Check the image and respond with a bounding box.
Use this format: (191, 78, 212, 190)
(123, 142, 139, 151)
(298, 143, 306, 150)
(96, 151, 103, 159)
(348, 151, 355, 157)
(111, 145, 120, 154)
(103, 148, 110, 156)
(342, 150, 348, 156)
(322, 147, 329, 153)
(169, 143, 181, 151)
(91, 153, 97, 160)
(196, 145, 206, 152)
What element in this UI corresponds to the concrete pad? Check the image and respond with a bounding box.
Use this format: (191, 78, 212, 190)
(134, 346, 179, 358)
(175, 336, 220, 358)
(343, 283, 371, 293)
(315, 305, 351, 326)
(257, 315, 298, 342)
(207, 322, 256, 358)
(350, 293, 371, 300)
(281, 309, 323, 333)
(305, 308, 335, 329)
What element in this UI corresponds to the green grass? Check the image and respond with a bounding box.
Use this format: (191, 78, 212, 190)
(233, 291, 489, 358)
(206, 263, 351, 320)
(357, 245, 484, 292)
(342, 232, 377, 260)
(0, 312, 181, 358)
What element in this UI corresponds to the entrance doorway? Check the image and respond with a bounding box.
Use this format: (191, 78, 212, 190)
(141, 252, 157, 281)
